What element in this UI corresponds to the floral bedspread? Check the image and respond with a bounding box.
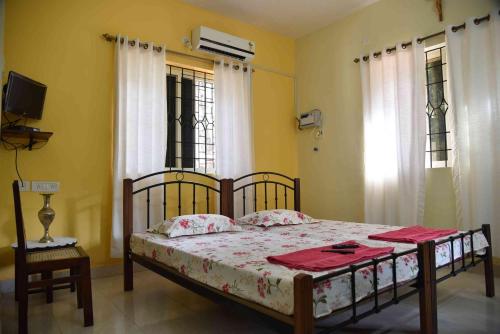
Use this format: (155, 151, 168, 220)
(130, 220, 488, 318)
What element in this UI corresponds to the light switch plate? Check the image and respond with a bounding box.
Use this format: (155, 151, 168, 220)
(18, 180, 31, 192)
(31, 181, 60, 193)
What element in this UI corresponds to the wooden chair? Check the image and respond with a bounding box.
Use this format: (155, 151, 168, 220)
(12, 181, 93, 334)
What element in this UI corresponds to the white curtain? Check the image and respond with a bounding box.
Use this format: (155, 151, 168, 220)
(361, 38, 427, 227)
(214, 61, 253, 217)
(446, 10, 500, 257)
(111, 36, 167, 257)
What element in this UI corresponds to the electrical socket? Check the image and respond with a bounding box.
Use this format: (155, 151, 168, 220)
(31, 181, 60, 193)
(18, 180, 31, 192)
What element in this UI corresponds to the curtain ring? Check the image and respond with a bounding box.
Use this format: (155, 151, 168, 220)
(243, 67, 247, 72)
(386, 48, 392, 54)
(119, 37, 124, 44)
(401, 44, 407, 49)
(451, 26, 458, 32)
(233, 65, 240, 70)
(157, 46, 163, 53)
(362, 55, 369, 62)
(417, 38, 422, 44)
(143, 43, 148, 49)
(373, 53, 378, 58)
(130, 40, 136, 47)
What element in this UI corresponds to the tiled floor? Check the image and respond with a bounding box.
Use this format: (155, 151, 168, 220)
(0, 266, 499, 334)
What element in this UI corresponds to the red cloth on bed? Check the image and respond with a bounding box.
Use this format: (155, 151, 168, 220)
(368, 225, 457, 243)
(266, 241, 394, 272)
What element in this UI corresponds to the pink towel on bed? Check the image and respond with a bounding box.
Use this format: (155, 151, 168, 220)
(368, 225, 457, 244)
(266, 241, 394, 272)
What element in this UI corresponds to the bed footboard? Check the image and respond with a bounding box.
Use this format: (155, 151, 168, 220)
(308, 241, 437, 334)
(433, 224, 495, 297)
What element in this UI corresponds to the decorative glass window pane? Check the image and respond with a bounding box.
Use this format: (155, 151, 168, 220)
(425, 43, 452, 168)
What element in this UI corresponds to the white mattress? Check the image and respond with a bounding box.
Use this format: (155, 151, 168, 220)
(130, 220, 488, 318)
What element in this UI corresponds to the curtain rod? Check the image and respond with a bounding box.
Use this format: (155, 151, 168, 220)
(103, 33, 211, 62)
(353, 11, 498, 63)
(102, 33, 261, 73)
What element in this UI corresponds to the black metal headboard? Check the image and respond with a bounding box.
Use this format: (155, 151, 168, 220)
(123, 170, 299, 228)
(125, 170, 227, 229)
(233, 172, 300, 217)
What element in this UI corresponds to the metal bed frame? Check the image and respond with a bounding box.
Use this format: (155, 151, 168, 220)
(122, 171, 495, 334)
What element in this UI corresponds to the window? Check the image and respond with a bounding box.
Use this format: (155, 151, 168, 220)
(425, 43, 452, 168)
(165, 64, 215, 173)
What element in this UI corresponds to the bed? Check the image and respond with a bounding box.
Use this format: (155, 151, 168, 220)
(122, 171, 495, 334)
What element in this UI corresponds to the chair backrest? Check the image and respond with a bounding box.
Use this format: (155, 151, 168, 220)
(12, 181, 27, 257)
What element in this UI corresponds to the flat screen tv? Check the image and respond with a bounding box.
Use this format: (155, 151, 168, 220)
(2, 71, 47, 120)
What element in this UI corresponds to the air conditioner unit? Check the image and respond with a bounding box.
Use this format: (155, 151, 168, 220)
(192, 26, 255, 62)
(299, 109, 322, 129)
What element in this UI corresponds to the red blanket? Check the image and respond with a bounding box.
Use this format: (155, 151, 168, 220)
(368, 225, 457, 244)
(266, 241, 394, 272)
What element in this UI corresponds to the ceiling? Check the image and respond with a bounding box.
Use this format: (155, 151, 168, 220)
(183, 0, 379, 38)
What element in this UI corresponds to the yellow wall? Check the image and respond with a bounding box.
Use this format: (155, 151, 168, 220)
(295, 0, 496, 222)
(0, 0, 297, 280)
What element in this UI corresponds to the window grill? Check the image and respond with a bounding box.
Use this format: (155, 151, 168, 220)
(165, 65, 215, 173)
(425, 44, 452, 168)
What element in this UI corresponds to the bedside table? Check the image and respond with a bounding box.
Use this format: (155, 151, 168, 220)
(12, 237, 79, 302)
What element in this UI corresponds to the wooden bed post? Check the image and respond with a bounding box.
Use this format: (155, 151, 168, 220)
(293, 178, 301, 212)
(220, 178, 234, 219)
(417, 240, 437, 334)
(481, 224, 495, 297)
(123, 178, 134, 291)
(293, 273, 313, 334)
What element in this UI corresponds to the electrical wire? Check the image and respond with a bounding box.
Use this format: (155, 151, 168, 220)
(2, 106, 48, 184)
(14, 146, 24, 186)
(1, 135, 29, 186)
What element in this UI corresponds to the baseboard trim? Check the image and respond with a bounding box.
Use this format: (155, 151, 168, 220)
(0, 263, 146, 295)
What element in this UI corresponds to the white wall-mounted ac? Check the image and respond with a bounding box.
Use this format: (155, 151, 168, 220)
(299, 109, 322, 129)
(192, 26, 255, 62)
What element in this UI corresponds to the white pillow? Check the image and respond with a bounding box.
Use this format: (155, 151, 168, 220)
(237, 209, 312, 227)
(149, 214, 241, 238)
